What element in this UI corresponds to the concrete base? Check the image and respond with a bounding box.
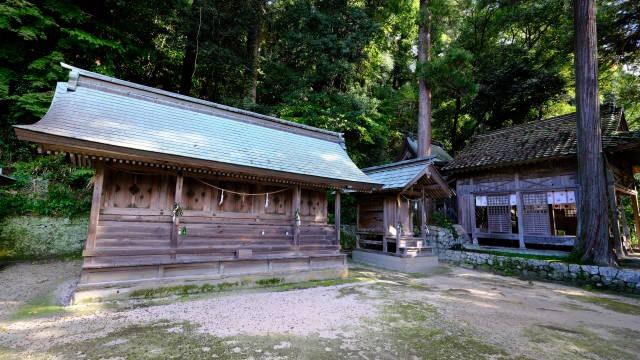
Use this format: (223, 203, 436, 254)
(74, 254, 347, 303)
(352, 249, 439, 273)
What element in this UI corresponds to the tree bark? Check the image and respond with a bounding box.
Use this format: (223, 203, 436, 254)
(573, 0, 614, 266)
(417, 0, 432, 157)
(246, 0, 265, 103)
(180, 2, 201, 96)
(451, 96, 461, 153)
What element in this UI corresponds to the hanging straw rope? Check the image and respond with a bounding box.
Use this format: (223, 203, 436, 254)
(194, 178, 291, 197)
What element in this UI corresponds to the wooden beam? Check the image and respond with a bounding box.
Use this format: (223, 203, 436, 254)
(396, 194, 401, 255)
(631, 193, 640, 247)
(171, 172, 184, 252)
(335, 191, 341, 247)
(292, 185, 301, 252)
(382, 198, 389, 253)
(421, 189, 427, 240)
(86, 162, 105, 251)
(469, 178, 478, 244)
(605, 160, 624, 257)
(515, 173, 526, 249)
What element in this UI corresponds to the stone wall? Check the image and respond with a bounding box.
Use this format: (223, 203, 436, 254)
(426, 225, 469, 252)
(0, 216, 88, 260)
(438, 249, 640, 294)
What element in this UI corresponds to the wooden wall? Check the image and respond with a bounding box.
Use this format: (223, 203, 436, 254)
(455, 164, 578, 246)
(356, 194, 412, 237)
(86, 166, 337, 267)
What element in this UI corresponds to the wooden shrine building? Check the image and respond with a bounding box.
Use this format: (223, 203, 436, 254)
(443, 105, 640, 252)
(14, 64, 379, 291)
(354, 157, 452, 256)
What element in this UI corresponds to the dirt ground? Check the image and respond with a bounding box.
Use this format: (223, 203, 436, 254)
(1, 260, 639, 359)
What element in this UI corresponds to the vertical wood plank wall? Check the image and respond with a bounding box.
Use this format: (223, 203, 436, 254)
(85, 166, 338, 267)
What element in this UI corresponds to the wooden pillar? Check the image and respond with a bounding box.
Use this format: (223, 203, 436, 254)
(605, 167, 624, 257)
(355, 201, 361, 249)
(86, 162, 105, 252)
(171, 172, 184, 252)
(335, 190, 341, 247)
(631, 194, 640, 247)
(469, 178, 478, 245)
(421, 189, 427, 240)
(292, 185, 301, 252)
(515, 173, 526, 249)
(396, 195, 401, 255)
(382, 198, 388, 253)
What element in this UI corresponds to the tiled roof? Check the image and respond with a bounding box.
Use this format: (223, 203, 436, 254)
(15, 64, 378, 188)
(404, 137, 453, 163)
(443, 105, 639, 173)
(362, 157, 437, 190)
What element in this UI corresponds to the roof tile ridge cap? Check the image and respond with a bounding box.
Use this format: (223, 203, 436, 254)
(361, 157, 435, 172)
(60, 62, 343, 140)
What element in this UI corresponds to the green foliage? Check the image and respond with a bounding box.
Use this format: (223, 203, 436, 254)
(0, 155, 93, 219)
(0, 216, 88, 260)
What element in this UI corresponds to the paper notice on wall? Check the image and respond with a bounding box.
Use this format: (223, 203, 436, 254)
(475, 195, 487, 207)
(567, 190, 576, 203)
(554, 191, 567, 204)
(510, 194, 517, 206)
(547, 192, 554, 204)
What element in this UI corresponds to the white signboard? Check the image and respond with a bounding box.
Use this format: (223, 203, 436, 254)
(510, 194, 517, 206)
(475, 195, 487, 207)
(554, 191, 567, 204)
(547, 192, 554, 204)
(567, 190, 576, 203)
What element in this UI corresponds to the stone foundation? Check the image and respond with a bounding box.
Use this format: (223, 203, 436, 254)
(438, 249, 640, 294)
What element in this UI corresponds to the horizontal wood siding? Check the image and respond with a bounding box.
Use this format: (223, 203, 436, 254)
(87, 166, 337, 268)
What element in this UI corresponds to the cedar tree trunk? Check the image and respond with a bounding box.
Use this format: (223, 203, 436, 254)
(573, 0, 614, 265)
(417, 0, 432, 157)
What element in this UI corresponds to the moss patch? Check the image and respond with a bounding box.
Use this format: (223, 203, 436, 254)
(12, 293, 67, 320)
(567, 294, 640, 315)
(525, 324, 640, 360)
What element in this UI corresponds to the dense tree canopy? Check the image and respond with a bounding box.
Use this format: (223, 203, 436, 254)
(1, 0, 639, 166)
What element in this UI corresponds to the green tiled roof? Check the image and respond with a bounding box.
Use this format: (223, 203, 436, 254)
(362, 157, 435, 190)
(15, 64, 378, 189)
(443, 105, 639, 174)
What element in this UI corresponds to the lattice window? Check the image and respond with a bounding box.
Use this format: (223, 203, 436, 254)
(487, 195, 511, 233)
(523, 192, 551, 235)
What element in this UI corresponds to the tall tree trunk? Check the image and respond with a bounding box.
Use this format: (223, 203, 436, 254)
(417, 0, 432, 157)
(573, 0, 614, 266)
(180, 2, 201, 96)
(246, 0, 265, 103)
(451, 96, 461, 153)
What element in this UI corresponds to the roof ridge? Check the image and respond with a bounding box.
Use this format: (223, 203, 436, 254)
(362, 156, 435, 173)
(472, 106, 620, 140)
(60, 63, 344, 140)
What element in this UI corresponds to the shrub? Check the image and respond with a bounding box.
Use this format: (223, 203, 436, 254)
(0, 155, 93, 219)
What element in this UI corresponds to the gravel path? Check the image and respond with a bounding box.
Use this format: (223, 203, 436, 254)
(0, 260, 81, 321)
(1, 260, 640, 359)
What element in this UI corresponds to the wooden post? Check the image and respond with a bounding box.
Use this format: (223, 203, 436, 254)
(292, 185, 301, 252)
(355, 201, 361, 249)
(171, 172, 184, 252)
(421, 189, 427, 240)
(469, 178, 478, 244)
(396, 195, 402, 255)
(86, 162, 105, 251)
(335, 190, 341, 247)
(605, 165, 624, 257)
(382, 198, 388, 253)
(515, 173, 526, 249)
(631, 194, 640, 247)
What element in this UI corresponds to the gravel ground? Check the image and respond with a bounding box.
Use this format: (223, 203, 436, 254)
(1, 260, 640, 359)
